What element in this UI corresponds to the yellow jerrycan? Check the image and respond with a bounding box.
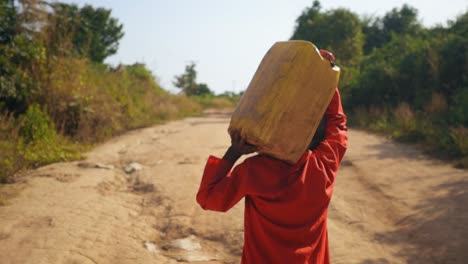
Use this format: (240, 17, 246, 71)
(228, 40, 340, 164)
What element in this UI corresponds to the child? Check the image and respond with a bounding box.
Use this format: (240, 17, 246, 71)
(196, 70, 347, 263)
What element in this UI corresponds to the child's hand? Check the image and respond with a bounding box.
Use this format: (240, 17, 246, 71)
(230, 130, 257, 155)
(223, 130, 257, 163)
(319, 49, 336, 67)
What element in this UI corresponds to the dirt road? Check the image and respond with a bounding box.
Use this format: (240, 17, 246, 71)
(0, 112, 467, 264)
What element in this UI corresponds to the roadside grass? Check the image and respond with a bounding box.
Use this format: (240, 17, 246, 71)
(348, 104, 468, 168)
(0, 58, 236, 185)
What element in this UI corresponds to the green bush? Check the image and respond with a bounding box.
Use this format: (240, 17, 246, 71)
(18, 104, 82, 168)
(341, 10, 467, 163)
(19, 104, 56, 144)
(0, 139, 23, 183)
(0, 1, 212, 184)
(451, 128, 468, 156)
(21, 137, 83, 168)
(192, 94, 238, 109)
(0, 105, 83, 182)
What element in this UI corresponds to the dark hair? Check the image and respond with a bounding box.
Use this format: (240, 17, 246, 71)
(308, 116, 327, 150)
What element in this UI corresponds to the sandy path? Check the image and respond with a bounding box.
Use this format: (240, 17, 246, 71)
(0, 112, 467, 264)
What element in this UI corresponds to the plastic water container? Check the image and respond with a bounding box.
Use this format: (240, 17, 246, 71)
(228, 40, 340, 164)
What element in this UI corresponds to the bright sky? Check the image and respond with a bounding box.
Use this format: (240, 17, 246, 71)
(62, 0, 467, 94)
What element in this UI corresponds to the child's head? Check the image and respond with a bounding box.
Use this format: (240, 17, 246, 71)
(308, 116, 327, 150)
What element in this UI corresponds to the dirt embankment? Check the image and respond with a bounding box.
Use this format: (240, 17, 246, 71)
(0, 111, 467, 264)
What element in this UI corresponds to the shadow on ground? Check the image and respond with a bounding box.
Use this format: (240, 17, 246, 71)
(363, 178, 468, 264)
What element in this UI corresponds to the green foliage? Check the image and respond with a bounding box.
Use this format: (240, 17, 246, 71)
(17, 104, 82, 168)
(0, 106, 83, 182)
(0, 0, 17, 44)
(195, 83, 213, 96)
(19, 104, 56, 143)
(291, 1, 364, 66)
(291, 1, 322, 44)
(39, 59, 203, 142)
(0, 111, 22, 183)
(292, 2, 467, 163)
(450, 128, 468, 156)
(382, 5, 421, 36)
(126, 63, 154, 80)
(193, 94, 237, 109)
(347, 34, 434, 109)
(21, 136, 83, 168)
(0, 34, 46, 105)
(362, 4, 423, 54)
(77, 5, 124, 62)
(0, 139, 22, 183)
(48, 3, 124, 62)
(173, 62, 214, 96)
(218, 91, 243, 103)
(0, 1, 208, 183)
(0, 55, 208, 183)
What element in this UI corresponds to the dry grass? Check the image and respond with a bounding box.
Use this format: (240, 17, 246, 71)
(425, 92, 448, 113)
(0, 58, 225, 183)
(451, 127, 468, 156)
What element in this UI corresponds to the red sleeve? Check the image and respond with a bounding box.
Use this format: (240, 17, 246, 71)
(315, 88, 348, 183)
(196, 156, 249, 212)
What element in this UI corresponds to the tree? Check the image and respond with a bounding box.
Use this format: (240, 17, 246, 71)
(291, 1, 363, 66)
(0, 0, 17, 44)
(291, 1, 322, 42)
(0, 0, 48, 113)
(45, 3, 80, 57)
(173, 62, 213, 96)
(362, 16, 385, 54)
(448, 10, 468, 36)
(194, 83, 212, 96)
(47, 3, 124, 63)
(363, 4, 422, 53)
(77, 5, 124, 62)
(382, 4, 421, 37)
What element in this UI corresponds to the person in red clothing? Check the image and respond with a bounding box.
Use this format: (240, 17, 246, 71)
(196, 53, 348, 264)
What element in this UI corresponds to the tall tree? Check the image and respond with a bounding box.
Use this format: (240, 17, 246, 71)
(291, 1, 363, 66)
(45, 3, 81, 57)
(362, 16, 384, 54)
(382, 4, 421, 37)
(77, 5, 124, 62)
(173, 62, 213, 96)
(47, 3, 124, 63)
(363, 4, 422, 53)
(448, 10, 468, 36)
(291, 0, 322, 42)
(0, 0, 48, 113)
(0, 0, 17, 44)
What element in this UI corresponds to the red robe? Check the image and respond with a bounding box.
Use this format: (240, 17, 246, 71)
(196, 88, 348, 263)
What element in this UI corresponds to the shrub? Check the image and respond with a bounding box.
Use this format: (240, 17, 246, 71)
(451, 127, 468, 156)
(0, 1, 225, 184)
(393, 102, 418, 140)
(19, 104, 56, 144)
(0, 140, 23, 183)
(0, 105, 83, 182)
(193, 95, 237, 109)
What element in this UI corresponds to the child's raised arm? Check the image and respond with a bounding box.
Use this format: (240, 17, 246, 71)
(196, 131, 257, 212)
(196, 156, 250, 212)
(315, 88, 348, 180)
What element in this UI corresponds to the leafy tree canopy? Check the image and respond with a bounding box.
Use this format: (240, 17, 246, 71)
(48, 3, 124, 63)
(290, 0, 364, 66)
(173, 62, 214, 96)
